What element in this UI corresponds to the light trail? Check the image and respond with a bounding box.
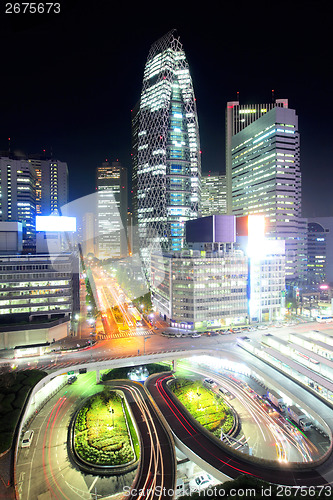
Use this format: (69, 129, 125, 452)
(155, 374, 258, 477)
(42, 396, 68, 500)
(180, 363, 317, 463)
(47, 397, 71, 500)
(116, 383, 168, 500)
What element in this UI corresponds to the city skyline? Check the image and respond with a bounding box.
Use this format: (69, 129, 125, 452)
(0, 1, 332, 217)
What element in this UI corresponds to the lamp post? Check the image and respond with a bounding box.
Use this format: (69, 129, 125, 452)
(109, 407, 114, 427)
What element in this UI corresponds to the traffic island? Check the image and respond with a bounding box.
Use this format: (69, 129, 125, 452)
(169, 377, 236, 439)
(69, 389, 140, 475)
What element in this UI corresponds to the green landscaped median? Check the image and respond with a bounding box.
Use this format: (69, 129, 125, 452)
(170, 378, 234, 437)
(74, 390, 139, 467)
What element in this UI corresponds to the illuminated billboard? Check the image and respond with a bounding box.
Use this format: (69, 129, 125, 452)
(36, 216, 76, 232)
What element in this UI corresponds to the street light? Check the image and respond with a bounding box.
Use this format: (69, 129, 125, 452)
(109, 407, 114, 427)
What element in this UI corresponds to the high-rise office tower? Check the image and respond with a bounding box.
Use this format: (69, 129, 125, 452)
(0, 156, 36, 251)
(133, 30, 201, 276)
(82, 212, 96, 257)
(28, 157, 68, 216)
(307, 217, 333, 284)
(227, 102, 306, 280)
(201, 173, 227, 216)
(225, 98, 288, 215)
(96, 160, 128, 260)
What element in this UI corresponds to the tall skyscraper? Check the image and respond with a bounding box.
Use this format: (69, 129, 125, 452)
(0, 156, 36, 251)
(133, 30, 201, 275)
(28, 157, 68, 216)
(225, 98, 288, 215)
(226, 101, 306, 281)
(96, 160, 128, 260)
(201, 173, 227, 216)
(307, 217, 333, 284)
(82, 212, 96, 257)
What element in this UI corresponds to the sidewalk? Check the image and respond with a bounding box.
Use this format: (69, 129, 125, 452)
(45, 335, 96, 354)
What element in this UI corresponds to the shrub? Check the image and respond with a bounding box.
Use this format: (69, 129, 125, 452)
(74, 391, 137, 466)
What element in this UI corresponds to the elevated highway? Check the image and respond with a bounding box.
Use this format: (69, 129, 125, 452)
(147, 372, 332, 487)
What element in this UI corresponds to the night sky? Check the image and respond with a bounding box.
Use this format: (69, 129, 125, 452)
(1, 0, 332, 216)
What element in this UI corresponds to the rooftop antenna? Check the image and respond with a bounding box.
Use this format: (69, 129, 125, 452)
(8, 137, 11, 154)
(236, 90, 240, 102)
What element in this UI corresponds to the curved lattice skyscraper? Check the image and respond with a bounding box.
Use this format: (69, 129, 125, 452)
(132, 30, 201, 278)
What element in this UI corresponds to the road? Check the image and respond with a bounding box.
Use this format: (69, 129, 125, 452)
(175, 364, 322, 463)
(16, 372, 102, 500)
(16, 373, 176, 500)
(146, 373, 330, 486)
(107, 381, 176, 500)
(6, 316, 333, 495)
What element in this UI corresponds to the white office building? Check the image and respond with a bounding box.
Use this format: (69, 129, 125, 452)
(96, 161, 128, 260)
(229, 104, 306, 280)
(151, 248, 248, 330)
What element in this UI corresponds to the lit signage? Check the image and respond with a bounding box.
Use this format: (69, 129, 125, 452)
(36, 216, 76, 232)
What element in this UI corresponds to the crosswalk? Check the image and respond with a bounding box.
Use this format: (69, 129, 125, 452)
(98, 328, 153, 340)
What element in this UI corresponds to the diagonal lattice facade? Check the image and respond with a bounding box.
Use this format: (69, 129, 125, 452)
(134, 30, 201, 277)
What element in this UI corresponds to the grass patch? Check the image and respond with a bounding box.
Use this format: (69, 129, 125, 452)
(0, 369, 47, 453)
(74, 389, 139, 466)
(170, 378, 234, 437)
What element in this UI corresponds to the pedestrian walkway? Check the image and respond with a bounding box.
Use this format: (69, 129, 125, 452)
(98, 328, 153, 340)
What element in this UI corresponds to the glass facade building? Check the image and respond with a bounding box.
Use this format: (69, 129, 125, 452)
(0, 157, 36, 251)
(201, 173, 227, 216)
(225, 98, 288, 215)
(96, 161, 128, 260)
(307, 217, 333, 284)
(0, 253, 79, 320)
(229, 106, 306, 281)
(28, 157, 68, 216)
(133, 30, 201, 277)
(151, 249, 248, 330)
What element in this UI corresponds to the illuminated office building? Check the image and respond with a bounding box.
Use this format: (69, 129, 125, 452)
(227, 103, 306, 280)
(0, 253, 79, 318)
(151, 215, 248, 329)
(151, 249, 248, 330)
(133, 30, 201, 277)
(237, 215, 286, 322)
(28, 157, 68, 216)
(225, 98, 288, 214)
(96, 161, 128, 260)
(201, 173, 227, 216)
(307, 217, 333, 284)
(0, 157, 36, 251)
